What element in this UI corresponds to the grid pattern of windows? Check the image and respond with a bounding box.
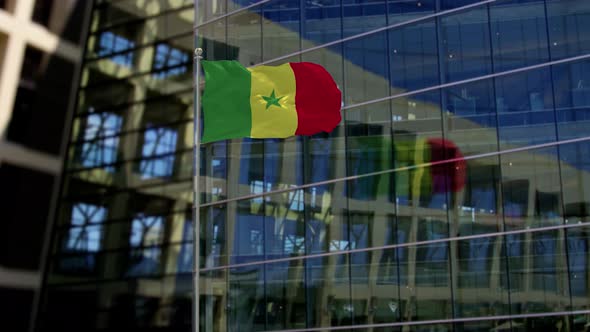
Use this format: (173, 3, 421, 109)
(39, 0, 590, 332)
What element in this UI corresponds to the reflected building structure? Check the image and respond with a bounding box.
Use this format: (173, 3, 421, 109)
(37, 0, 590, 332)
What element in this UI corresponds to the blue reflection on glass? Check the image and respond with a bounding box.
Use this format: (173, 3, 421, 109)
(496, 68, 556, 147)
(152, 44, 189, 79)
(532, 232, 558, 291)
(459, 236, 493, 287)
(390, 20, 439, 92)
(440, 7, 492, 82)
(139, 126, 178, 178)
(343, 0, 387, 37)
(66, 203, 107, 252)
(388, 0, 434, 24)
(80, 111, 122, 171)
(303, 0, 342, 44)
(98, 31, 135, 66)
(61, 203, 107, 272)
(568, 231, 588, 296)
(547, 0, 590, 60)
(554, 60, 590, 141)
(177, 220, 194, 273)
(127, 214, 164, 276)
(490, 0, 549, 72)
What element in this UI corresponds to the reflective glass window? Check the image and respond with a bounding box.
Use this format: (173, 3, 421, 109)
(490, 0, 549, 72)
(78, 111, 122, 170)
(97, 31, 136, 66)
(139, 126, 178, 178)
(440, 6, 492, 82)
(546, 0, 590, 60)
(60, 203, 107, 272)
(152, 44, 190, 79)
(127, 214, 164, 276)
(65, 203, 106, 253)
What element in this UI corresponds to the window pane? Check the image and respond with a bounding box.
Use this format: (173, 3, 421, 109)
(490, 0, 550, 72)
(227, 7, 262, 66)
(501, 147, 563, 229)
(343, 0, 387, 37)
(262, 0, 300, 62)
(547, 0, 590, 60)
(495, 68, 557, 149)
(344, 31, 389, 106)
(139, 127, 178, 179)
(303, 0, 342, 45)
(553, 59, 590, 140)
(390, 19, 439, 93)
(440, 6, 492, 82)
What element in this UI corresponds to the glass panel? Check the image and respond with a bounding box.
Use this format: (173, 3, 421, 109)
(303, 0, 342, 45)
(392, 90, 446, 211)
(388, 0, 435, 25)
(553, 59, 590, 140)
(203, 140, 228, 204)
(503, 230, 570, 315)
(457, 154, 503, 231)
(197, 0, 226, 23)
(342, 0, 387, 37)
(567, 226, 590, 311)
(390, 19, 439, 93)
(262, 0, 300, 62)
(152, 43, 191, 79)
(139, 126, 179, 179)
(198, 20, 230, 61)
(346, 101, 393, 202)
(440, 0, 490, 10)
(453, 234, 510, 318)
(94, 31, 136, 66)
(227, 6, 262, 66)
(496, 68, 557, 149)
(560, 141, 590, 225)
(344, 31, 389, 106)
(306, 254, 352, 328)
(546, 0, 590, 60)
(59, 203, 107, 272)
(442, 78, 498, 156)
(200, 270, 227, 332)
(501, 147, 563, 230)
(75, 112, 123, 171)
(490, 0, 550, 72)
(439, 6, 492, 82)
(228, 265, 265, 330)
(265, 261, 306, 330)
(401, 241, 452, 321)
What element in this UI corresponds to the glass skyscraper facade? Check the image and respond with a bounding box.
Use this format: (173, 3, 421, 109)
(38, 0, 590, 331)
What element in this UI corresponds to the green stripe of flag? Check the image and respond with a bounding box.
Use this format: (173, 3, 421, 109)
(201, 60, 252, 143)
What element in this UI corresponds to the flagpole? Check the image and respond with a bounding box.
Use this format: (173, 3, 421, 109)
(193, 46, 203, 332)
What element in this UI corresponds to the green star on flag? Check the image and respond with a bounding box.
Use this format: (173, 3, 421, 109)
(262, 89, 284, 110)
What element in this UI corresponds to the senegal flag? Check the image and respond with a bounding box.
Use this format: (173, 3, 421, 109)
(201, 61, 342, 143)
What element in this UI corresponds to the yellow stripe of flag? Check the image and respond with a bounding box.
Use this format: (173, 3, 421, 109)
(248, 63, 298, 138)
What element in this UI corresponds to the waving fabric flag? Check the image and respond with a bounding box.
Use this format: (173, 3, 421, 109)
(201, 60, 342, 143)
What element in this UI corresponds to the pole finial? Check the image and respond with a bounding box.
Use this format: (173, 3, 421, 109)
(195, 48, 203, 59)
